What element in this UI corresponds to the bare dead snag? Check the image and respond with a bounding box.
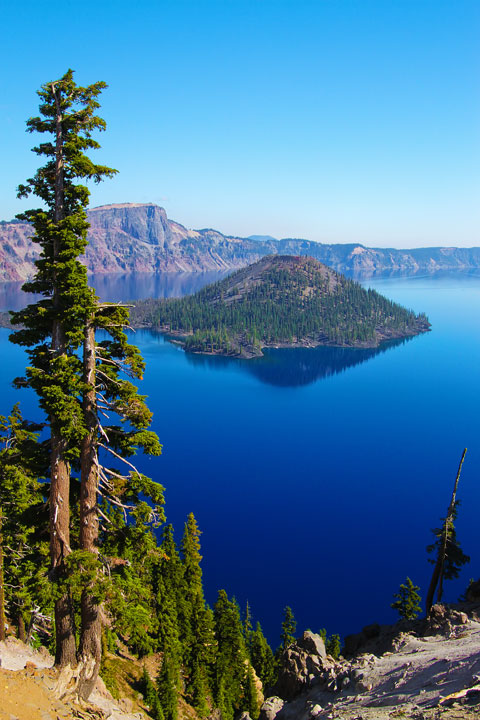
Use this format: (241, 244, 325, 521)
(425, 448, 467, 615)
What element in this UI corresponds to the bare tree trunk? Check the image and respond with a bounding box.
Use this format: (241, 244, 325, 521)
(78, 319, 101, 700)
(18, 614, 26, 643)
(436, 448, 467, 603)
(425, 448, 467, 615)
(50, 438, 76, 666)
(0, 509, 5, 642)
(49, 82, 76, 667)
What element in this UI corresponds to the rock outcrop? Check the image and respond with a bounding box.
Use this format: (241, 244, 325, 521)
(271, 632, 333, 700)
(1, 203, 479, 282)
(260, 603, 480, 720)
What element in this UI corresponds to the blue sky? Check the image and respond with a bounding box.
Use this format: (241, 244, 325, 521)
(1, 0, 479, 247)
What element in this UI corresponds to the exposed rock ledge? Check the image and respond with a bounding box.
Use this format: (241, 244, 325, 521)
(257, 604, 480, 720)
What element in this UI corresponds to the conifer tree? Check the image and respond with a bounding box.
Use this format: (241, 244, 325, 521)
(325, 633, 341, 659)
(12, 72, 163, 697)
(425, 448, 468, 614)
(243, 600, 253, 644)
(156, 576, 182, 673)
(244, 663, 261, 720)
(185, 602, 216, 712)
(77, 301, 163, 695)
(188, 660, 210, 718)
(182, 513, 204, 603)
(0, 405, 48, 640)
(142, 665, 158, 709)
(391, 577, 422, 620)
(157, 655, 179, 720)
(249, 621, 275, 690)
(180, 513, 208, 674)
(213, 590, 248, 720)
(280, 606, 296, 649)
(101, 507, 160, 657)
(11, 69, 116, 666)
(152, 695, 165, 720)
(157, 525, 186, 627)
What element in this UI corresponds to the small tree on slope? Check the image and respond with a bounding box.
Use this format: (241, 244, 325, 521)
(391, 577, 422, 620)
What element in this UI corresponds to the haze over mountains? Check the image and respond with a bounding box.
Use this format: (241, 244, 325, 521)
(1, 203, 479, 282)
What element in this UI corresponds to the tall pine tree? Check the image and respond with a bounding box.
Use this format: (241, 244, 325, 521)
(12, 72, 163, 699)
(11, 69, 116, 667)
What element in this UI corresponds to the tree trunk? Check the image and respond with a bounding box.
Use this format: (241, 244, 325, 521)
(78, 319, 101, 700)
(436, 448, 467, 603)
(50, 82, 76, 667)
(18, 614, 26, 643)
(50, 437, 76, 666)
(425, 448, 467, 615)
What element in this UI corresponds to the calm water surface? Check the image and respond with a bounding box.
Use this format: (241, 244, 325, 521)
(1, 270, 479, 645)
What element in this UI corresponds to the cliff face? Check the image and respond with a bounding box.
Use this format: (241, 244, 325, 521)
(0, 203, 479, 282)
(0, 204, 268, 281)
(0, 221, 36, 281)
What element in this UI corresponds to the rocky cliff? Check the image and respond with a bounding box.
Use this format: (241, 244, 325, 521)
(1, 203, 479, 282)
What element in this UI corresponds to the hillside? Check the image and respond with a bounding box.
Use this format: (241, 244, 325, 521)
(129, 255, 430, 357)
(2, 602, 480, 720)
(1, 203, 479, 281)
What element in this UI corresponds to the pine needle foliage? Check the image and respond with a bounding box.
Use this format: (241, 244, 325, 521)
(426, 502, 470, 581)
(281, 606, 297, 649)
(391, 577, 422, 620)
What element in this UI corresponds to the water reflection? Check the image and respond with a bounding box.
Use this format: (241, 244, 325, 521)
(184, 338, 411, 388)
(2, 268, 478, 312)
(0, 271, 231, 311)
(91, 271, 231, 303)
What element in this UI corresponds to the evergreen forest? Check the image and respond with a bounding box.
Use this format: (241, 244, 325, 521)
(129, 256, 430, 356)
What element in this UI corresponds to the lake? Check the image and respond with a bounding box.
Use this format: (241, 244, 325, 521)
(1, 270, 479, 647)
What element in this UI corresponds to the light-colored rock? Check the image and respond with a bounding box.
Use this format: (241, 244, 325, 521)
(0, 637, 54, 672)
(260, 695, 285, 720)
(298, 632, 327, 659)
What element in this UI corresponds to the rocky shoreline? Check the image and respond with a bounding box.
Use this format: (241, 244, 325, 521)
(140, 317, 431, 360)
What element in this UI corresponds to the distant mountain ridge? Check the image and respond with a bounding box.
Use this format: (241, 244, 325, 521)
(0, 202, 479, 282)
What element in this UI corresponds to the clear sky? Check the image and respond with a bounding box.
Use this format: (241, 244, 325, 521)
(1, 0, 479, 248)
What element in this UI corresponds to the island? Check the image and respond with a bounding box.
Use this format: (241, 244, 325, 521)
(129, 255, 430, 358)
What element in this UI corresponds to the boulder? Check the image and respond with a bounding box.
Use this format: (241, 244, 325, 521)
(270, 640, 335, 701)
(259, 696, 285, 720)
(423, 603, 468, 636)
(297, 632, 326, 658)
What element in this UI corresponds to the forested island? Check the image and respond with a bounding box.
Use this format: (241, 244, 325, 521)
(129, 255, 430, 358)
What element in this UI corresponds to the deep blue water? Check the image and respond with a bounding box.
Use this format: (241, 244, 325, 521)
(1, 270, 479, 647)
